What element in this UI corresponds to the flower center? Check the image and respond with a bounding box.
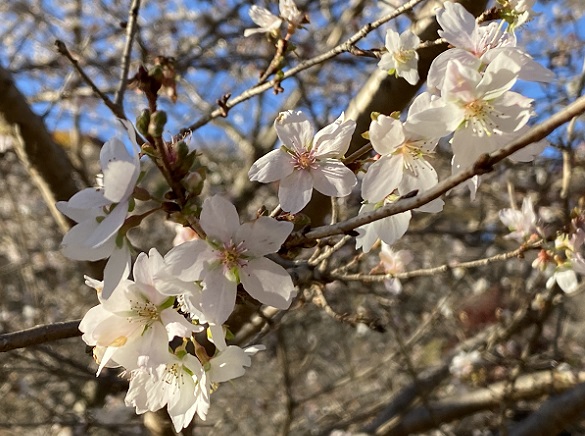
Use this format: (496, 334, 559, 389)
(394, 49, 415, 64)
(291, 149, 317, 171)
(218, 241, 248, 270)
(130, 299, 160, 321)
(464, 100, 497, 136)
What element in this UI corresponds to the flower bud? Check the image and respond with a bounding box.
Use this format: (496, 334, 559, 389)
(148, 111, 167, 137)
(136, 109, 151, 136)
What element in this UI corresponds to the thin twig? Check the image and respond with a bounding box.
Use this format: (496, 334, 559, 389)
(114, 0, 142, 108)
(184, 0, 427, 133)
(54, 40, 126, 120)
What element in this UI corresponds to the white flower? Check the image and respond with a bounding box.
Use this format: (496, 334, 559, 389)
(361, 93, 443, 213)
(379, 244, 413, 294)
(499, 197, 538, 242)
(428, 1, 553, 92)
(249, 110, 357, 213)
(378, 29, 420, 85)
(56, 121, 141, 297)
(546, 229, 585, 294)
(125, 351, 210, 432)
(356, 200, 411, 253)
(412, 54, 533, 198)
(164, 195, 296, 324)
(450, 350, 482, 379)
(244, 5, 282, 37)
(79, 250, 201, 375)
(498, 0, 537, 28)
(244, 0, 303, 37)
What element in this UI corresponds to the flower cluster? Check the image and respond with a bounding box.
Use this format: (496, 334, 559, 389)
(55, 0, 560, 429)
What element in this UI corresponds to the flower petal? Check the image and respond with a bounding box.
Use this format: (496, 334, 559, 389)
(311, 161, 357, 197)
(235, 217, 293, 256)
(240, 257, 295, 309)
(200, 195, 240, 243)
(278, 169, 314, 213)
(248, 149, 294, 183)
(361, 155, 404, 203)
(274, 110, 314, 153)
(201, 268, 237, 325)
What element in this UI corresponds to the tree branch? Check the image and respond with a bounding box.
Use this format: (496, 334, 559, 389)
(0, 320, 82, 352)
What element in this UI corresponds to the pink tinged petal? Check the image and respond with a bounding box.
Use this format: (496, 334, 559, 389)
(240, 257, 295, 309)
(278, 169, 314, 213)
(84, 199, 128, 248)
(209, 346, 251, 383)
(313, 115, 356, 157)
(374, 211, 411, 246)
(235, 217, 293, 256)
(443, 60, 482, 103)
(274, 110, 314, 153)
(361, 155, 404, 203)
(201, 268, 237, 325)
(102, 243, 131, 299)
(311, 161, 357, 197)
(428, 49, 481, 91)
(200, 195, 240, 242)
(61, 221, 116, 261)
(369, 115, 405, 155)
(248, 148, 294, 183)
(437, 2, 478, 51)
(164, 240, 214, 282)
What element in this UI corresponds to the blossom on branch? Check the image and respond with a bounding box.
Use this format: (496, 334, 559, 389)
(249, 110, 357, 213)
(428, 1, 553, 92)
(79, 250, 201, 376)
(499, 196, 538, 242)
(244, 0, 304, 37)
(56, 121, 141, 297)
(377, 28, 420, 85)
(356, 198, 412, 253)
(164, 195, 296, 324)
(362, 93, 444, 213)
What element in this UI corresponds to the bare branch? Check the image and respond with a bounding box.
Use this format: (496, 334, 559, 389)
(0, 320, 82, 352)
(114, 0, 142, 108)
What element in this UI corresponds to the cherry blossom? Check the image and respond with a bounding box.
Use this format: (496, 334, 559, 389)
(356, 199, 412, 253)
(427, 1, 553, 92)
(249, 110, 357, 213)
(361, 94, 444, 213)
(124, 351, 210, 432)
(164, 195, 296, 324)
(377, 28, 420, 85)
(56, 121, 141, 297)
(79, 250, 201, 375)
(379, 243, 413, 294)
(244, 0, 303, 37)
(499, 196, 538, 242)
